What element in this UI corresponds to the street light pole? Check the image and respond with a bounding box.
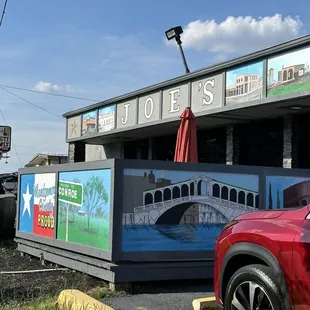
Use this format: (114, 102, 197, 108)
(175, 35, 190, 74)
(165, 26, 190, 74)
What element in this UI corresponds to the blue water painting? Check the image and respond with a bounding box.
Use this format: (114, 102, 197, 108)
(122, 224, 224, 252)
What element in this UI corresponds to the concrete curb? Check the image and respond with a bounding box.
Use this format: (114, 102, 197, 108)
(58, 289, 114, 310)
(192, 297, 217, 310)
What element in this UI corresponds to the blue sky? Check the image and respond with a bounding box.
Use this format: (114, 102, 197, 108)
(125, 169, 259, 192)
(0, 0, 310, 172)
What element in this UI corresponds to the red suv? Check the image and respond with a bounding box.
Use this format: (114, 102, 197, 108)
(214, 206, 310, 310)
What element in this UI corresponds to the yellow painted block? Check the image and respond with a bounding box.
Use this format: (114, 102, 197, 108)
(192, 296, 218, 310)
(58, 289, 114, 310)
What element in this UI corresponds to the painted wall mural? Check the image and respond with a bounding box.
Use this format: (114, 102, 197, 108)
(98, 105, 115, 133)
(18, 173, 56, 238)
(266, 175, 310, 209)
(267, 46, 310, 97)
(57, 169, 111, 251)
(226, 61, 263, 105)
(122, 169, 259, 252)
(82, 110, 97, 136)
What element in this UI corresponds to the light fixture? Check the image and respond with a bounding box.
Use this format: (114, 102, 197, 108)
(165, 26, 190, 74)
(290, 106, 302, 110)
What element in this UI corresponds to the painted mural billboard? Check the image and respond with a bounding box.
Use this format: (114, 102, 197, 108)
(82, 110, 97, 136)
(226, 61, 263, 105)
(18, 173, 56, 238)
(267, 46, 310, 97)
(122, 169, 259, 252)
(98, 105, 115, 133)
(57, 169, 111, 251)
(266, 175, 310, 209)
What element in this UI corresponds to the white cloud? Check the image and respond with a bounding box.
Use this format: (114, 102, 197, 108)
(33, 81, 74, 93)
(181, 14, 303, 53)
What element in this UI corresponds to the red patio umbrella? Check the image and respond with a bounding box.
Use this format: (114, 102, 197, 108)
(174, 107, 198, 163)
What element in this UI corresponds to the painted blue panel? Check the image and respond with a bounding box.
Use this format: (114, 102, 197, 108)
(19, 174, 35, 234)
(122, 169, 259, 252)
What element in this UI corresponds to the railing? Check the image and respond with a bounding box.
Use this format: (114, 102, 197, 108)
(134, 194, 256, 213)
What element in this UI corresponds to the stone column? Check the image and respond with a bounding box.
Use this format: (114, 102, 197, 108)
(68, 143, 75, 163)
(283, 116, 292, 168)
(148, 138, 153, 160)
(68, 142, 85, 163)
(226, 125, 239, 165)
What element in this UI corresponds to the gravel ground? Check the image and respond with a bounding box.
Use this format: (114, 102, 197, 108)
(102, 279, 215, 310)
(0, 238, 106, 305)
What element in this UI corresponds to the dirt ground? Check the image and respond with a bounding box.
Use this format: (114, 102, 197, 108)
(0, 237, 109, 305)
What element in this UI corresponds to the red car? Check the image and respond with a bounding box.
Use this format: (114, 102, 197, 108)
(214, 206, 310, 310)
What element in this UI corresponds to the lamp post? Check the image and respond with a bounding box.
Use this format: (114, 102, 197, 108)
(165, 26, 190, 74)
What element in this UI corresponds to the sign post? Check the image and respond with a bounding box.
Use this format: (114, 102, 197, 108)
(58, 181, 84, 241)
(0, 126, 11, 161)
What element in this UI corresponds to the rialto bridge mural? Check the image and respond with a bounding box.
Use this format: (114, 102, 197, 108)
(122, 169, 259, 252)
(123, 175, 259, 226)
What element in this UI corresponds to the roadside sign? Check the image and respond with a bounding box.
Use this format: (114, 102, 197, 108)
(58, 181, 83, 206)
(0, 126, 11, 153)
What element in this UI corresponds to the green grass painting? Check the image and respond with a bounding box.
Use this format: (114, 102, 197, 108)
(57, 214, 110, 250)
(268, 75, 310, 97)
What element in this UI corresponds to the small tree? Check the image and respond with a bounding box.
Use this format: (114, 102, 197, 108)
(268, 183, 273, 210)
(277, 189, 281, 209)
(83, 176, 108, 231)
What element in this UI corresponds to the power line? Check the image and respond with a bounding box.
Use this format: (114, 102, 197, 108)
(0, 0, 8, 28)
(0, 84, 99, 102)
(0, 107, 22, 168)
(0, 86, 62, 119)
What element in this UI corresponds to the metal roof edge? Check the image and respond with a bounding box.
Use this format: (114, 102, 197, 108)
(62, 34, 310, 118)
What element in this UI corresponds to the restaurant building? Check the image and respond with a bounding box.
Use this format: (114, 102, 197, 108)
(63, 35, 310, 169)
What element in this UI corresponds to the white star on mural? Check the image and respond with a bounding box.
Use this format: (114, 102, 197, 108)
(22, 184, 32, 217)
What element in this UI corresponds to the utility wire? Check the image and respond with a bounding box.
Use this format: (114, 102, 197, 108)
(0, 86, 62, 119)
(0, 107, 22, 167)
(0, 84, 98, 102)
(0, 0, 8, 28)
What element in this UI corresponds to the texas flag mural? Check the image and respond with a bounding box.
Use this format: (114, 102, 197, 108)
(19, 173, 56, 238)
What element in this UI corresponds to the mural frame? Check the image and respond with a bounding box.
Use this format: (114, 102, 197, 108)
(16, 158, 310, 264)
(16, 159, 116, 262)
(112, 159, 267, 262)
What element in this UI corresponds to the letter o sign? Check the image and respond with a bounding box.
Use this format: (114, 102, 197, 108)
(144, 97, 154, 119)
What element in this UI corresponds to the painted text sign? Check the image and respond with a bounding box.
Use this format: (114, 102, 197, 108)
(58, 181, 83, 206)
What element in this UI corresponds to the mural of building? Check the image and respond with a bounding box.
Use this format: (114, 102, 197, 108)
(98, 105, 115, 133)
(283, 180, 310, 208)
(226, 73, 263, 97)
(225, 61, 264, 105)
(268, 64, 309, 85)
(266, 176, 310, 210)
(82, 112, 97, 135)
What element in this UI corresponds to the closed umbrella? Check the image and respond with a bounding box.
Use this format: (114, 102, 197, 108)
(174, 107, 198, 163)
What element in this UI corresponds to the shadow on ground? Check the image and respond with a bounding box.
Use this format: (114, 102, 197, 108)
(102, 279, 214, 310)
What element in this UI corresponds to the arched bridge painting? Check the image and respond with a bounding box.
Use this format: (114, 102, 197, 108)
(122, 169, 259, 252)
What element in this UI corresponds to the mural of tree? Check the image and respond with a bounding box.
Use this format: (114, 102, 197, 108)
(268, 183, 273, 209)
(277, 189, 281, 209)
(83, 175, 108, 230)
